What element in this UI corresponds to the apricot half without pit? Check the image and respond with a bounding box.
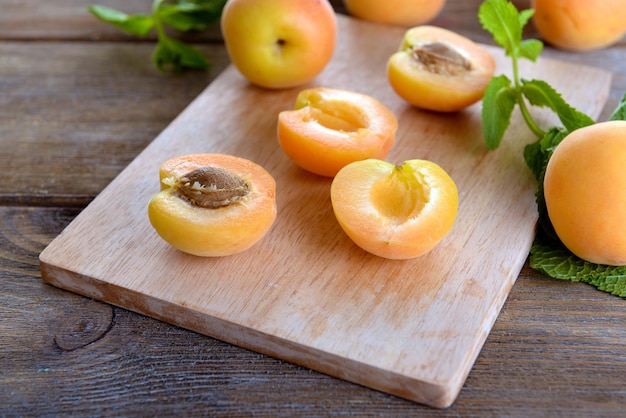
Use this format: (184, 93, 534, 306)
(148, 153, 277, 257)
(387, 25, 495, 112)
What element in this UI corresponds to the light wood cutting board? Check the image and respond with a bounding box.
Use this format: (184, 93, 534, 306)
(39, 15, 611, 408)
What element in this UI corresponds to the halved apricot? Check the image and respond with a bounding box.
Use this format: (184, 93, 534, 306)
(277, 87, 398, 177)
(330, 158, 458, 259)
(148, 153, 277, 257)
(387, 25, 495, 112)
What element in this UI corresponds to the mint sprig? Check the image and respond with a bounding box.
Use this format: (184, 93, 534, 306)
(479, 0, 626, 298)
(89, 0, 227, 73)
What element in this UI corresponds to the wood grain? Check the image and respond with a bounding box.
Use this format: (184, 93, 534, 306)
(3, 0, 626, 415)
(39, 15, 611, 408)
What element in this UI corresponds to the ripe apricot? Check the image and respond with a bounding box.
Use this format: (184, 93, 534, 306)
(343, 0, 446, 27)
(148, 153, 277, 257)
(544, 121, 626, 266)
(387, 25, 496, 112)
(330, 158, 458, 259)
(220, 0, 337, 89)
(532, 0, 626, 51)
(277, 87, 398, 177)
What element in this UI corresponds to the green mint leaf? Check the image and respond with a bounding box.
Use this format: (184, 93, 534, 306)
(158, 0, 227, 32)
(530, 232, 626, 298)
(478, 0, 523, 56)
(153, 34, 210, 73)
(609, 91, 626, 121)
(521, 79, 595, 131)
(523, 127, 568, 240)
(88, 5, 155, 36)
(481, 74, 517, 150)
(518, 39, 543, 62)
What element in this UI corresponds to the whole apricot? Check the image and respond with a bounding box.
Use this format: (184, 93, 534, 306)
(148, 153, 277, 257)
(544, 121, 626, 266)
(220, 0, 337, 89)
(330, 158, 458, 259)
(277, 87, 398, 177)
(343, 0, 446, 27)
(387, 26, 496, 112)
(532, 0, 626, 51)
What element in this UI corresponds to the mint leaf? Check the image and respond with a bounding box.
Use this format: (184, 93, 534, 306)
(530, 233, 626, 298)
(518, 39, 543, 62)
(609, 92, 626, 121)
(482, 74, 517, 150)
(88, 5, 155, 36)
(521, 79, 595, 131)
(153, 35, 210, 73)
(158, 0, 227, 32)
(478, 0, 524, 56)
(523, 127, 568, 240)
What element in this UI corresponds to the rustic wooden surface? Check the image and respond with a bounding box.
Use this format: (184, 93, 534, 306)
(1, 0, 625, 416)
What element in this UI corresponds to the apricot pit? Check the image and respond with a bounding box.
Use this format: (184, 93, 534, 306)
(148, 153, 277, 257)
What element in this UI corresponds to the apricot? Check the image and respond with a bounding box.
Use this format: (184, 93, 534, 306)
(330, 158, 458, 259)
(387, 26, 496, 112)
(277, 87, 398, 177)
(148, 153, 277, 257)
(532, 0, 626, 51)
(343, 0, 446, 27)
(544, 121, 626, 266)
(220, 0, 337, 89)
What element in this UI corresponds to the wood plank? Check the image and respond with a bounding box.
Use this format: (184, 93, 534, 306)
(39, 15, 611, 408)
(0, 41, 230, 203)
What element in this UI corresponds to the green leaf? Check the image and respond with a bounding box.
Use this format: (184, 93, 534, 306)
(481, 74, 517, 150)
(88, 5, 155, 36)
(518, 39, 543, 62)
(478, 0, 524, 56)
(158, 0, 227, 32)
(523, 127, 568, 240)
(521, 79, 595, 131)
(153, 34, 210, 73)
(609, 91, 626, 121)
(530, 232, 626, 298)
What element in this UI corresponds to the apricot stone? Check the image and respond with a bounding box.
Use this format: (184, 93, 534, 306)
(544, 121, 626, 266)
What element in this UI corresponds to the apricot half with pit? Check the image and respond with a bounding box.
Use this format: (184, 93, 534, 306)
(148, 153, 277, 257)
(330, 158, 458, 259)
(544, 121, 626, 266)
(387, 25, 496, 112)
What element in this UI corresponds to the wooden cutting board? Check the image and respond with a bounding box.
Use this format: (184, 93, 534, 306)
(39, 15, 611, 408)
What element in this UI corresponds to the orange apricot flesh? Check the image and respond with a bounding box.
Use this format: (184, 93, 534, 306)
(277, 87, 398, 177)
(387, 25, 495, 112)
(331, 158, 458, 259)
(532, 0, 626, 51)
(544, 121, 626, 266)
(148, 153, 276, 257)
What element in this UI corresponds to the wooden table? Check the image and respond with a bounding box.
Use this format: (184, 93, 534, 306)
(2, 0, 625, 415)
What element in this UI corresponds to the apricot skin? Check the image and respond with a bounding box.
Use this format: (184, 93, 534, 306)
(343, 0, 446, 27)
(387, 26, 495, 112)
(148, 154, 276, 257)
(544, 121, 626, 266)
(532, 0, 626, 51)
(331, 158, 458, 260)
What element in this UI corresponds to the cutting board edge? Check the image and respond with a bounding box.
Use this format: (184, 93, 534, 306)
(39, 258, 463, 409)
